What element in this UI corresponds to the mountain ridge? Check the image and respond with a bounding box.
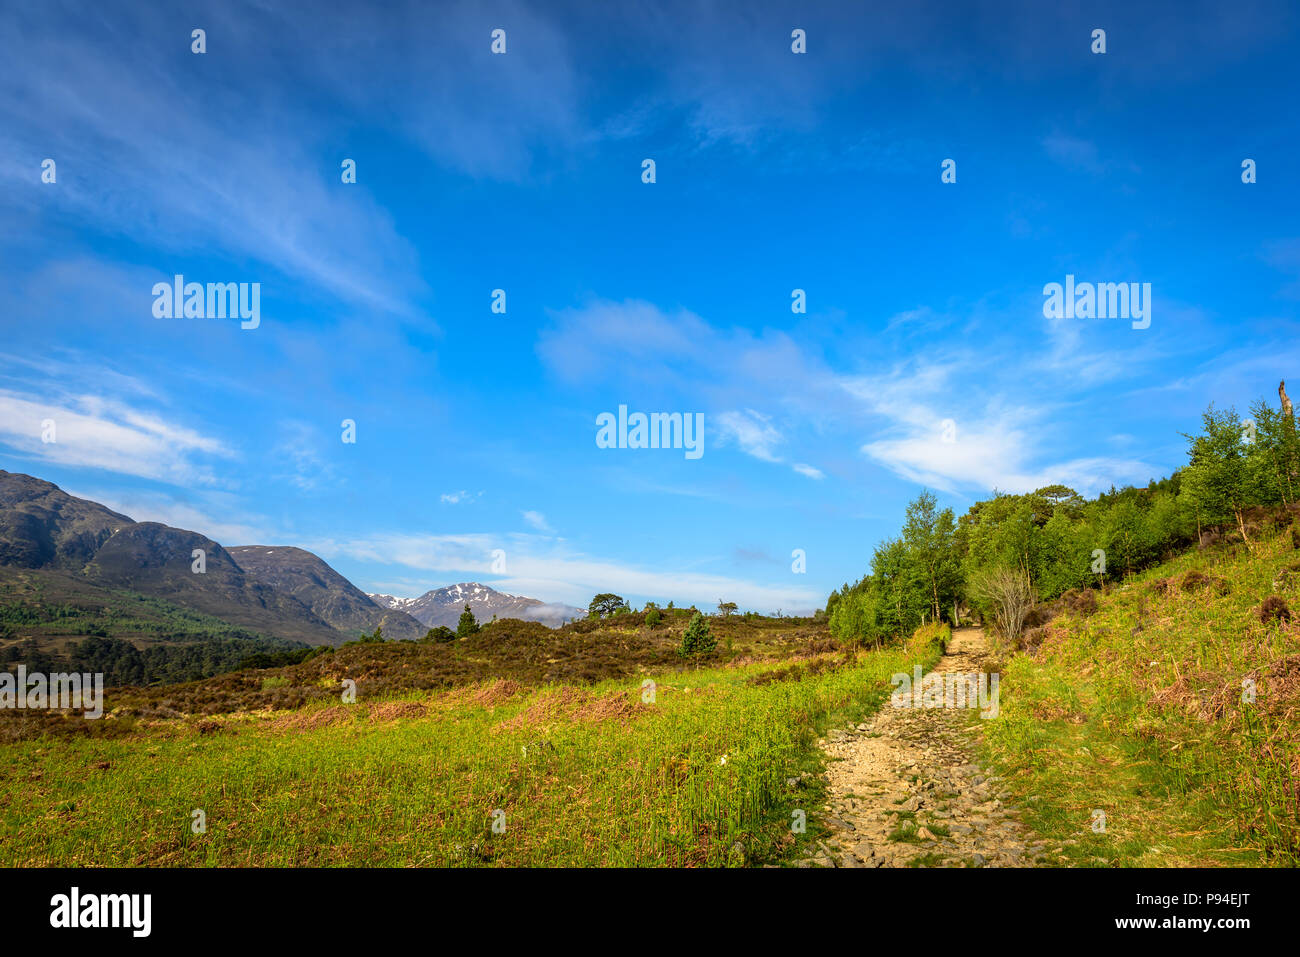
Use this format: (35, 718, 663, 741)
(0, 470, 416, 645)
(370, 582, 584, 629)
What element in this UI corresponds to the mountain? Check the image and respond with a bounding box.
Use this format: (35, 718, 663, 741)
(82, 521, 340, 645)
(0, 471, 133, 569)
(370, 582, 584, 629)
(227, 546, 426, 641)
(0, 471, 580, 652)
(0, 471, 405, 647)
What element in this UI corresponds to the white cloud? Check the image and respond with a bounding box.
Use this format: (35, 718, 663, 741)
(440, 490, 481, 505)
(842, 362, 1155, 495)
(0, 387, 233, 485)
(521, 510, 553, 532)
(314, 531, 821, 612)
(793, 463, 825, 479)
(715, 409, 784, 463)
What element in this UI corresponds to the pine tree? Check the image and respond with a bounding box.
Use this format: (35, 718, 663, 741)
(679, 612, 716, 656)
(456, 604, 479, 638)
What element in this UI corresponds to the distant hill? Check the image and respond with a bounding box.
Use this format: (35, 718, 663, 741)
(0, 470, 583, 668)
(228, 546, 425, 641)
(81, 521, 340, 645)
(0, 470, 400, 647)
(370, 582, 584, 629)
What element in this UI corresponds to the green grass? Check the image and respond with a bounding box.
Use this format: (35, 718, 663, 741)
(1, 640, 940, 867)
(982, 528, 1300, 866)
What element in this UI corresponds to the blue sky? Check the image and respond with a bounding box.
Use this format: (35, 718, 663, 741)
(2, 0, 1299, 612)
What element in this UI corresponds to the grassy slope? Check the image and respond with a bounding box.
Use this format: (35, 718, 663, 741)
(983, 527, 1300, 866)
(0, 617, 942, 867)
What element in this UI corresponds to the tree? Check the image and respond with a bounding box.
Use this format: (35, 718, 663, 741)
(1249, 395, 1298, 505)
(1181, 405, 1268, 548)
(828, 588, 880, 649)
(901, 491, 962, 624)
(871, 537, 927, 639)
(422, 626, 456, 643)
(359, 623, 384, 643)
(717, 600, 738, 617)
(588, 593, 627, 618)
(456, 604, 479, 638)
(679, 612, 716, 656)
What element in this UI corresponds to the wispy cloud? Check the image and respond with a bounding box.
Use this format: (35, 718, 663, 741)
(521, 510, 553, 532)
(842, 361, 1155, 495)
(440, 490, 481, 505)
(715, 409, 783, 462)
(0, 387, 233, 486)
(313, 530, 821, 611)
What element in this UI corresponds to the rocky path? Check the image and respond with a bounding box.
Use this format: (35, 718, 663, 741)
(797, 627, 1054, 868)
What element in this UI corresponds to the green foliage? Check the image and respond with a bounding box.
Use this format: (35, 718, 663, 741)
(829, 390, 1296, 630)
(6, 634, 312, 687)
(679, 612, 716, 656)
(1181, 404, 1278, 542)
(588, 593, 628, 618)
(901, 490, 962, 623)
(828, 588, 880, 648)
(456, 604, 479, 638)
(421, 626, 456, 643)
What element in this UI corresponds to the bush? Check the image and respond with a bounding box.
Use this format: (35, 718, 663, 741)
(422, 626, 456, 643)
(679, 612, 716, 657)
(1258, 596, 1292, 624)
(908, 621, 951, 657)
(645, 608, 662, 628)
(456, 604, 479, 638)
(968, 566, 1035, 646)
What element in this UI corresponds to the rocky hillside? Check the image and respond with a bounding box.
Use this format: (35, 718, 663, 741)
(228, 546, 425, 641)
(0, 470, 409, 647)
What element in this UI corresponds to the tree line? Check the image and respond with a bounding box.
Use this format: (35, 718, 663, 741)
(827, 387, 1299, 646)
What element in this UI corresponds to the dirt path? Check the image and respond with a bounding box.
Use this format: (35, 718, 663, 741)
(796, 627, 1053, 868)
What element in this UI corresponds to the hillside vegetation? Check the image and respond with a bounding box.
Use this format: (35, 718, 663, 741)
(0, 614, 944, 866)
(983, 524, 1300, 865)
(826, 394, 1298, 650)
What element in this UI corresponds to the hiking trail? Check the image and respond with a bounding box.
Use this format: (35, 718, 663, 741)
(795, 626, 1060, 868)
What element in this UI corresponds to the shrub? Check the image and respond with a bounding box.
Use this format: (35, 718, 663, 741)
(645, 608, 662, 628)
(968, 566, 1035, 646)
(456, 604, 479, 638)
(1061, 588, 1099, 616)
(1258, 596, 1292, 624)
(679, 613, 716, 657)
